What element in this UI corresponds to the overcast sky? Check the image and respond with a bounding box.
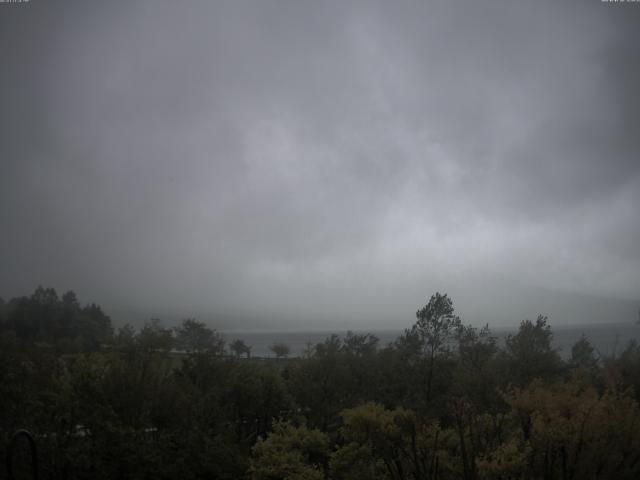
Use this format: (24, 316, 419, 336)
(1, 1, 639, 330)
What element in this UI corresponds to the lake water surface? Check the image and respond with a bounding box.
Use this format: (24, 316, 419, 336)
(223, 322, 640, 359)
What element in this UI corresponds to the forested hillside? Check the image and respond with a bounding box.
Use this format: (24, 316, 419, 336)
(1, 288, 640, 479)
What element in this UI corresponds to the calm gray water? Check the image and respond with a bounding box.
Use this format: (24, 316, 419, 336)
(222, 322, 640, 359)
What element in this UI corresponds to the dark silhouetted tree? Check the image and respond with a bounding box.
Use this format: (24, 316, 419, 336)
(174, 318, 224, 353)
(138, 318, 174, 353)
(269, 342, 291, 359)
(503, 315, 563, 386)
(230, 338, 252, 358)
(570, 335, 599, 371)
(412, 292, 462, 403)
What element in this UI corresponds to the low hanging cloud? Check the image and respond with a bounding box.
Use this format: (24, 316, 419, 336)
(1, 1, 639, 328)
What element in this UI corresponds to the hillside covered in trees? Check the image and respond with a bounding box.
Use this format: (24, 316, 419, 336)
(2, 287, 640, 479)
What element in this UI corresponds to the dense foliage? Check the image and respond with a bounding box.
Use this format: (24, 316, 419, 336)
(1, 287, 640, 479)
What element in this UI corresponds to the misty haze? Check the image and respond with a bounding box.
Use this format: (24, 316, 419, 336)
(1, 1, 640, 479)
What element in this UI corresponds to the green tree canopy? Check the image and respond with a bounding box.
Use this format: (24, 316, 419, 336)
(251, 421, 329, 480)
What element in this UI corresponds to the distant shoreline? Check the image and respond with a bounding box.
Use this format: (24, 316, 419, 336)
(221, 322, 640, 359)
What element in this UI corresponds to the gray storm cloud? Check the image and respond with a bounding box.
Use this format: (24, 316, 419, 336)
(1, 1, 639, 329)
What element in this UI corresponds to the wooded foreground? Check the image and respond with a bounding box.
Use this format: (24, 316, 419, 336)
(1, 287, 639, 479)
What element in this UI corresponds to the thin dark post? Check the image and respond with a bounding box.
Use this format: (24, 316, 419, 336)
(6, 429, 38, 480)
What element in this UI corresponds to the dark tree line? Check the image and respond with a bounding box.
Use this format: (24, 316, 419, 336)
(1, 287, 640, 479)
(0, 286, 111, 351)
